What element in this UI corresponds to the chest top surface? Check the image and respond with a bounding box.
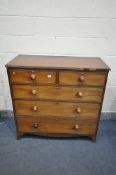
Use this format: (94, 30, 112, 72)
(6, 55, 110, 71)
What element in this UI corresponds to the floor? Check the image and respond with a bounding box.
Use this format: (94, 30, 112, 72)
(0, 117, 116, 175)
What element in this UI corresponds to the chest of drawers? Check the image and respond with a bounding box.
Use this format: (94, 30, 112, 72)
(6, 55, 110, 142)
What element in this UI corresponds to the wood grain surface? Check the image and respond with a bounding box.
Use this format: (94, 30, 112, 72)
(6, 55, 110, 141)
(16, 117, 97, 135)
(6, 55, 110, 71)
(60, 71, 107, 86)
(12, 85, 103, 103)
(14, 100, 100, 119)
(9, 69, 56, 84)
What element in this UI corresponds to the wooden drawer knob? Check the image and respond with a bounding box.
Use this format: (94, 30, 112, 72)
(78, 91, 83, 97)
(30, 74, 36, 80)
(33, 106, 38, 111)
(76, 108, 81, 113)
(74, 124, 79, 130)
(12, 71, 16, 75)
(32, 122, 39, 128)
(79, 75, 85, 82)
(32, 89, 37, 95)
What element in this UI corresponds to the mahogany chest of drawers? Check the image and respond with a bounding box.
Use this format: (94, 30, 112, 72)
(6, 55, 110, 142)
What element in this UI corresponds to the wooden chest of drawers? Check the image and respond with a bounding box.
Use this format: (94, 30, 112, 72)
(6, 55, 110, 142)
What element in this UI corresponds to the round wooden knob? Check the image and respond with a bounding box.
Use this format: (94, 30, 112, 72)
(33, 123, 39, 128)
(78, 91, 83, 97)
(30, 74, 36, 80)
(32, 89, 37, 95)
(74, 124, 79, 130)
(33, 106, 38, 111)
(79, 75, 85, 82)
(76, 108, 81, 113)
(12, 71, 16, 75)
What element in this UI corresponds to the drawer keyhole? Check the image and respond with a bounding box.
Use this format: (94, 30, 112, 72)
(47, 74, 52, 78)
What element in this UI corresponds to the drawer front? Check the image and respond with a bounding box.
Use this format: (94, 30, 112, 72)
(14, 100, 100, 119)
(12, 85, 103, 103)
(59, 71, 106, 86)
(9, 69, 56, 84)
(16, 117, 97, 135)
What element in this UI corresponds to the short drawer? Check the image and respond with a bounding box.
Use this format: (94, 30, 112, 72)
(16, 117, 97, 135)
(14, 100, 100, 119)
(9, 69, 56, 84)
(59, 71, 106, 86)
(12, 85, 103, 103)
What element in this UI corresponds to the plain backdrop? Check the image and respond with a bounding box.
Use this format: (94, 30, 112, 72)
(0, 0, 116, 112)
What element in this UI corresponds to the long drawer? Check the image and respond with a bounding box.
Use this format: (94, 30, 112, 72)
(14, 100, 100, 119)
(12, 85, 103, 103)
(16, 117, 97, 135)
(59, 71, 106, 86)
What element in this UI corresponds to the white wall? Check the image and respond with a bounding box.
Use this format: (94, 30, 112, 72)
(0, 0, 116, 112)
